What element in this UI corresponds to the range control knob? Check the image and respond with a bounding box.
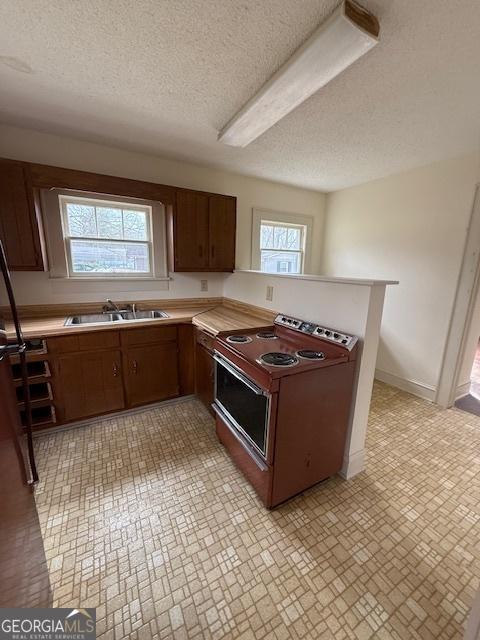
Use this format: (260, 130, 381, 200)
(333, 333, 340, 339)
(325, 330, 331, 337)
(342, 339, 348, 344)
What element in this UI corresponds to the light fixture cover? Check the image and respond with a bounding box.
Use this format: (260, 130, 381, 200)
(218, 1, 379, 147)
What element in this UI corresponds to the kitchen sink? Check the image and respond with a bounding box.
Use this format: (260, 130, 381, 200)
(65, 313, 122, 325)
(64, 310, 169, 326)
(120, 310, 169, 320)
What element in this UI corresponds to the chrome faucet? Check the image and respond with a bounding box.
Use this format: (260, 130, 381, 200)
(104, 299, 120, 312)
(102, 299, 134, 314)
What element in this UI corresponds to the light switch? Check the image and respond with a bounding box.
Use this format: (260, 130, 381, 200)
(266, 285, 273, 302)
(201, 279, 208, 292)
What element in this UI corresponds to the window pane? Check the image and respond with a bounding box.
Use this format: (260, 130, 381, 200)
(260, 224, 302, 250)
(260, 224, 275, 249)
(123, 210, 148, 241)
(66, 204, 96, 237)
(70, 240, 150, 273)
(285, 227, 301, 250)
(261, 250, 301, 274)
(96, 207, 123, 239)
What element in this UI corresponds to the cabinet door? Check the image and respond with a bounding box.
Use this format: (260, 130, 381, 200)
(195, 342, 214, 415)
(174, 190, 209, 270)
(178, 324, 195, 396)
(124, 342, 179, 407)
(0, 160, 46, 271)
(208, 195, 236, 270)
(55, 350, 124, 422)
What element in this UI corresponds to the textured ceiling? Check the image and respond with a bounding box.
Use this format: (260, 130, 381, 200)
(0, 0, 480, 191)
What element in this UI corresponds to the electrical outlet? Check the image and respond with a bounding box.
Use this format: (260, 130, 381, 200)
(201, 279, 208, 292)
(266, 285, 274, 302)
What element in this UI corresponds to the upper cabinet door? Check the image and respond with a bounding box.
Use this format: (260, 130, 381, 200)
(208, 195, 236, 271)
(173, 190, 209, 270)
(0, 160, 47, 271)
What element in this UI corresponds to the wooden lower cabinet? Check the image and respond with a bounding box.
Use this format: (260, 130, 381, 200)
(195, 338, 214, 414)
(47, 323, 198, 426)
(123, 342, 179, 407)
(54, 349, 125, 422)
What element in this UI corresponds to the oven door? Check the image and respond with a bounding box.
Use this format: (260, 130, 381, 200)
(213, 352, 270, 459)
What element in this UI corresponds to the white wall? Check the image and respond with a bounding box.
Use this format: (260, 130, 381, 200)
(0, 123, 325, 306)
(322, 153, 480, 400)
(224, 270, 393, 478)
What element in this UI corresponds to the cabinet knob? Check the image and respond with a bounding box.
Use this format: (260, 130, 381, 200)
(132, 359, 138, 374)
(113, 363, 119, 377)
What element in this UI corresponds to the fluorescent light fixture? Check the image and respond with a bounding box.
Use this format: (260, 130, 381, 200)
(218, 0, 379, 147)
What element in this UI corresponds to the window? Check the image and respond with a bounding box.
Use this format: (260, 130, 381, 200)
(252, 208, 313, 275)
(260, 222, 305, 274)
(59, 195, 153, 277)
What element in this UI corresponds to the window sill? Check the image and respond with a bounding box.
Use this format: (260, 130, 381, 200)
(49, 276, 172, 282)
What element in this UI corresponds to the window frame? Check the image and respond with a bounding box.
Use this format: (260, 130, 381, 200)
(251, 208, 314, 275)
(41, 189, 168, 281)
(259, 220, 306, 274)
(59, 195, 154, 279)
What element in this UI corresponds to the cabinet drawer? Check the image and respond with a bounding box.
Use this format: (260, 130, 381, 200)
(215, 414, 272, 507)
(48, 331, 120, 354)
(121, 325, 177, 346)
(195, 327, 215, 352)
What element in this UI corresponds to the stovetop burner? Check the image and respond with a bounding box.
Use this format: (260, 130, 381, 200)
(258, 352, 299, 367)
(296, 349, 325, 360)
(256, 331, 277, 339)
(226, 335, 252, 344)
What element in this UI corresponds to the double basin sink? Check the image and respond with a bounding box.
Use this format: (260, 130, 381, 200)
(65, 310, 169, 326)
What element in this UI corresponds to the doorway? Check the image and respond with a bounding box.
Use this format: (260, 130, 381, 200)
(436, 184, 480, 408)
(455, 339, 480, 416)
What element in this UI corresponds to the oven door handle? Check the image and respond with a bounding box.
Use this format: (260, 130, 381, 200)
(213, 352, 267, 396)
(213, 403, 268, 472)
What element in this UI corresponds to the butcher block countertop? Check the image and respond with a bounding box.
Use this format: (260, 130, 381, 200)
(192, 304, 273, 336)
(2, 297, 275, 340)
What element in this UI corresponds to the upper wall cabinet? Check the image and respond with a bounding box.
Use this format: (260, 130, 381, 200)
(0, 159, 47, 271)
(172, 190, 210, 270)
(0, 157, 236, 273)
(208, 195, 236, 270)
(168, 190, 236, 272)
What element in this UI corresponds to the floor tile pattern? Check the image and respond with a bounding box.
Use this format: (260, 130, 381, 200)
(34, 383, 480, 639)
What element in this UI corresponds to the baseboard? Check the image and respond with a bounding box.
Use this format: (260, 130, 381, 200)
(455, 381, 471, 400)
(375, 368, 436, 401)
(32, 395, 197, 437)
(339, 449, 365, 479)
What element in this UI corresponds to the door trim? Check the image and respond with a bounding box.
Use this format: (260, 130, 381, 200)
(436, 184, 480, 407)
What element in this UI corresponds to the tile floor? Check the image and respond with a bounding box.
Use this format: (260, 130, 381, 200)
(33, 383, 480, 639)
